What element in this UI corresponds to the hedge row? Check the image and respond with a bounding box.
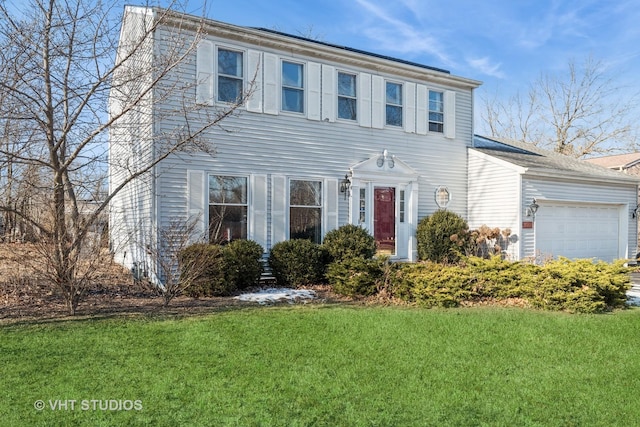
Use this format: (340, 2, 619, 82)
(331, 255, 631, 313)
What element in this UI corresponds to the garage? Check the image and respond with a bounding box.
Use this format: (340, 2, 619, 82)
(535, 202, 623, 262)
(469, 135, 639, 262)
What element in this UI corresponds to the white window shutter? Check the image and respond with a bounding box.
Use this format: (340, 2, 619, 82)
(325, 178, 339, 233)
(187, 170, 206, 241)
(250, 174, 268, 251)
(444, 90, 456, 139)
(271, 175, 287, 245)
(416, 84, 428, 135)
(263, 53, 279, 115)
(196, 40, 214, 106)
(307, 62, 321, 121)
(246, 50, 263, 113)
(404, 82, 416, 133)
(358, 72, 372, 128)
(321, 64, 336, 122)
(371, 75, 384, 129)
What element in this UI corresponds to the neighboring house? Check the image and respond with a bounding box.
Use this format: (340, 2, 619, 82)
(469, 136, 639, 262)
(585, 153, 640, 176)
(109, 7, 638, 278)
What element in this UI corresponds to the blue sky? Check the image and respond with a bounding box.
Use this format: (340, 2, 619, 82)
(195, 0, 640, 134)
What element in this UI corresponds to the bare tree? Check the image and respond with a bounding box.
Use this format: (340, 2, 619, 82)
(481, 56, 638, 158)
(0, 1, 251, 314)
(143, 218, 219, 307)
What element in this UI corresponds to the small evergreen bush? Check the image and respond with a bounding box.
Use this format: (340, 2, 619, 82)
(327, 257, 384, 297)
(268, 239, 328, 287)
(223, 240, 264, 290)
(416, 210, 468, 263)
(322, 224, 377, 262)
(179, 243, 231, 297)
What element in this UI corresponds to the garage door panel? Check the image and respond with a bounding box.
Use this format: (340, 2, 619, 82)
(536, 203, 621, 262)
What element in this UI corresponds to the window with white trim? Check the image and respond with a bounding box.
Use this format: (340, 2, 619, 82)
(386, 81, 403, 126)
(290, 180, 322, 243)
(217, 49, 244, 103)
(338, 72, 357, 121)
(429, 90, 444, 132)
(209, 175, 247, 244)
(282, 61, 304, 113)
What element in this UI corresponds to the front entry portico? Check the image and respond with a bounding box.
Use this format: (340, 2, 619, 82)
(347, 150, 419, 261)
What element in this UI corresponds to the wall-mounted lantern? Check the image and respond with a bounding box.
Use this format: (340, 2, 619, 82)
(526, 199, 539, 218)
(339, 174, 351, 200)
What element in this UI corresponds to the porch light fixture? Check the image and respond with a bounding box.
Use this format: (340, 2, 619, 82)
(526, 199, 539, 218)
(633, 205, 640, 219)
(339, 174, 351, 199)
(376, 149, 395, 169)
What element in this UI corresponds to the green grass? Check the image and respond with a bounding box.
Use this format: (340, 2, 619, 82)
(2, 306, 640, 426)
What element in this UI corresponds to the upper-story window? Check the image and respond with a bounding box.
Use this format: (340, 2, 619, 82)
(217, 49, 243, 103)
(386, 82, 403, 126)
(338, 72, 357, 121)
(429, 90, 444, 132)
(282, 61, 304, 113)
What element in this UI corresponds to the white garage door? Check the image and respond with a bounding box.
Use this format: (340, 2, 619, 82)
(535, 202, 622, 262)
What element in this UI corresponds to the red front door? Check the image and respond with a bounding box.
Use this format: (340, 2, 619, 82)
(374, 187, 395, 255)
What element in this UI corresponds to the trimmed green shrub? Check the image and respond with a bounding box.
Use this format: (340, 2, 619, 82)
(268, 239, 328, 287)
(179, 243, 231, 297)
(522, 258, 630, 313)
(322, 224, 377, 262)
(417, 210, 468, 263)
(327, 257, 383, 297)
(389, 256, 630, 313)
(223, 240, 264, 290)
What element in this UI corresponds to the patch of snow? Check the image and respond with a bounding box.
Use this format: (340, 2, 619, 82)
(234, 288, 316, 305)
(627, 287, 640, 307)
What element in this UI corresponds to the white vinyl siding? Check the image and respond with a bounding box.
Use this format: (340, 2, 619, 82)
(467, 149, 522, 260)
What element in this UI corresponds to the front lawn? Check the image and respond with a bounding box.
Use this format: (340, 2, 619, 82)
(2, 306, 640, 426)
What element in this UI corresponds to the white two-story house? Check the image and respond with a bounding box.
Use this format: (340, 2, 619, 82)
(109, 6, 480, 272)
(109, 7, 638, 275)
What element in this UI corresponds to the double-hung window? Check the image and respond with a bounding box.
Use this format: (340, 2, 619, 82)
(386, 82, 403, 126)
(217, 49, 243, 103)
(338, 72, 357, 121)
(282, 61, 304, 113)
(429, 90, 444, 132)
(209, 176, 247, 244)
(289, 180, 322, 243)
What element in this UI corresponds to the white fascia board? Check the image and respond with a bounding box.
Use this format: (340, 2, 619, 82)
(468, 148, 527, 174)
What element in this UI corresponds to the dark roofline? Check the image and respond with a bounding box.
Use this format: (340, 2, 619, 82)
(252, 27, 451, 75)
